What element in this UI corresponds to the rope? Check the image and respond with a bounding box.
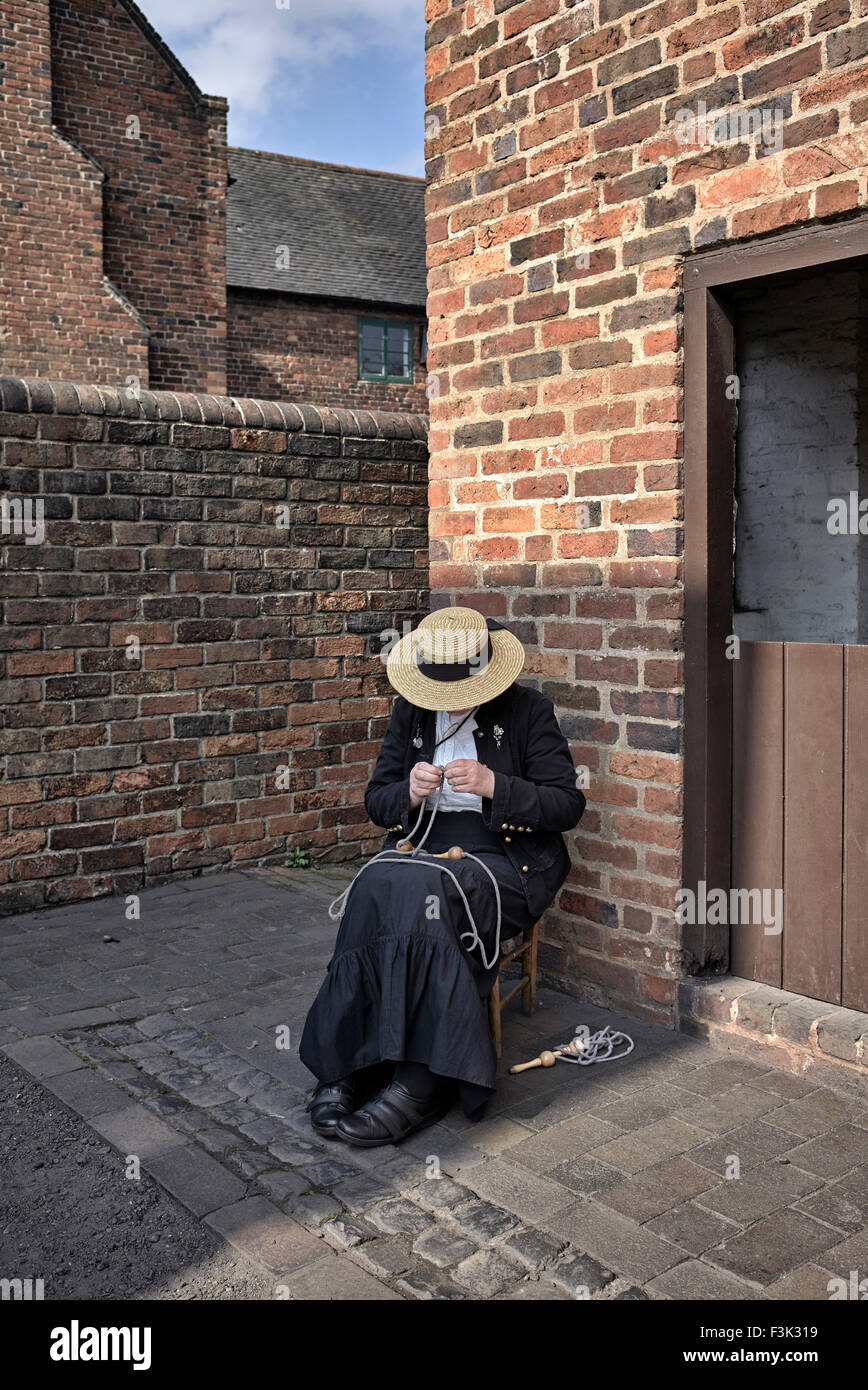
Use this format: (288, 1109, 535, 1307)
(553, 1025, 634, 1065)
(328, 770, 504, 971)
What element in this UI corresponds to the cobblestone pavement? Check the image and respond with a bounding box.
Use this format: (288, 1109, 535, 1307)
(2, 868, 867, 1301)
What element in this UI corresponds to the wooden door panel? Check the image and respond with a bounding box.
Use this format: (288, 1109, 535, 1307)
(843, 646, 868, 1011)
(782, 643, 844, 1006)
(731, 641, 784, 987)
(732, 641, 868, 1010)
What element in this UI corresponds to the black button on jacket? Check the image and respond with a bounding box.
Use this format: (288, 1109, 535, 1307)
(365, 682, 586, 920)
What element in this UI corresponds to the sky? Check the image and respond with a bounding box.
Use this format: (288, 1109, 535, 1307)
(140, 0, 427, 176)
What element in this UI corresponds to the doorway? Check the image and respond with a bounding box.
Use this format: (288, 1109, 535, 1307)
(683, 217, 868, 1011)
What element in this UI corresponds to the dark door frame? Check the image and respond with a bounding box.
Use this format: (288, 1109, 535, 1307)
(682, 214, 868, 974)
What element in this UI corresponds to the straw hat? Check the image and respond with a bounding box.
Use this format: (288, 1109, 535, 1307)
(386, 607, 525, 712)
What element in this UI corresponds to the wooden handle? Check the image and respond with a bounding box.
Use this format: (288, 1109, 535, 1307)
(510, 1050, 557, 1074)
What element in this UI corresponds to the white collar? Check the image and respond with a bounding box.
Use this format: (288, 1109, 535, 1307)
(436, 709, 478, 736)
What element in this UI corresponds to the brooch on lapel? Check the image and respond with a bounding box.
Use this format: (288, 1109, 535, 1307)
(412, 724, 423, 750)
(493, 723, 504, 749)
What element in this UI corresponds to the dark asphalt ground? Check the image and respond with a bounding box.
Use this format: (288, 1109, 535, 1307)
(0, 1056, 274, 1301)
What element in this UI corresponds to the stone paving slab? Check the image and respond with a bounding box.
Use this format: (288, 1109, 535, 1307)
(143, 1144, 248, 1217)
(597, 1156, 719, 1223)
(645, 1258, 767, 1301)
(285, 1252, 405, 1300)
(705, 1208, 842, 1286)
(542, 1197, 686, 1284)
(2, 866, 867, 1301)
(42, 1064, 144, 1119)
(4, 1035, 87, 1078)
(766, 1263, 843, 1300)
(644, 1201, 737, 1257)
(205, 1195, 322, 1276)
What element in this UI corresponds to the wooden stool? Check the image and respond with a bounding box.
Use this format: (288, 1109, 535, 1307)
(488, 920, 540, 1059)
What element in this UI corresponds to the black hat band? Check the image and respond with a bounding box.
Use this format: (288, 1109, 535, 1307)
(416, 635, 493, 682)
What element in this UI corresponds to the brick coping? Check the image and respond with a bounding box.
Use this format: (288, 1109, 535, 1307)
(679, 975, 868, 1096)
(0, 376, 428, 441)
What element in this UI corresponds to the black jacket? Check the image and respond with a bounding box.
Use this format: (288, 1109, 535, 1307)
(364, 682, 586, 920)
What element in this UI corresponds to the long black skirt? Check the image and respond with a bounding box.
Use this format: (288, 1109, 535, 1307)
(299, 811, 536, 1119)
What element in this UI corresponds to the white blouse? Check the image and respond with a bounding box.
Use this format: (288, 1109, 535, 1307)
(426, 709, 483, 814)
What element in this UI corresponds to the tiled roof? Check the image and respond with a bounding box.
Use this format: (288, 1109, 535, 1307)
(227, 148, 427, 308)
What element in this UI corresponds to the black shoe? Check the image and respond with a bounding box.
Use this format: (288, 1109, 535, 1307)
(334, 1079, 450, 1148)
(308, 1079, 357, 1138)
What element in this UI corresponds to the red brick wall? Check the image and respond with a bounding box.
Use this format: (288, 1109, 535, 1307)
(0, 0, 150, 387)
(49, 0, 228, 394)
(0, 376, 428, 915)
(227, 290, 429, 414)
(423, 0, 868, 1026)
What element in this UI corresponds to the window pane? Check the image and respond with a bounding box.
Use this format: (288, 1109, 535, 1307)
(360, 321, 386, 377)
(361, 349, 385, 377)
(386, 324, 411, 378)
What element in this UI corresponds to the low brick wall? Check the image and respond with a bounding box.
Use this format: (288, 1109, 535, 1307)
(0, 377, 428, 915)
(680, 976, 868, 1096)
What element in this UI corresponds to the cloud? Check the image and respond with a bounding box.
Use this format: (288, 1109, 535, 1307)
(140, 0, 423, 140)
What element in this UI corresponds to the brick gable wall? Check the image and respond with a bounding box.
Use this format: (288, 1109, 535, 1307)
(227, 290, 429, 414)
(49, 0, 228, 394)
(3, 2, 427, 409)
(0, 0, 150, 387)
(423, 0, 868, 1025)
(0, 377, 428, 915)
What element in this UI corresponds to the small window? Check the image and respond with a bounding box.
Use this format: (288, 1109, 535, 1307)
(358, 318, 414, 383)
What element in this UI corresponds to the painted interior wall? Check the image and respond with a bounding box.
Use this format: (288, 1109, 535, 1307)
(733, 268, 868, 644)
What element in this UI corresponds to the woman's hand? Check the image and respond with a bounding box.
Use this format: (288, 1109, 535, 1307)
(444, 760, 495, 800)
(409, 761, 442, 809)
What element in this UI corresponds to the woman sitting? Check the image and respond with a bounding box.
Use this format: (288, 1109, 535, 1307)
(299, 606, 586, 1148)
